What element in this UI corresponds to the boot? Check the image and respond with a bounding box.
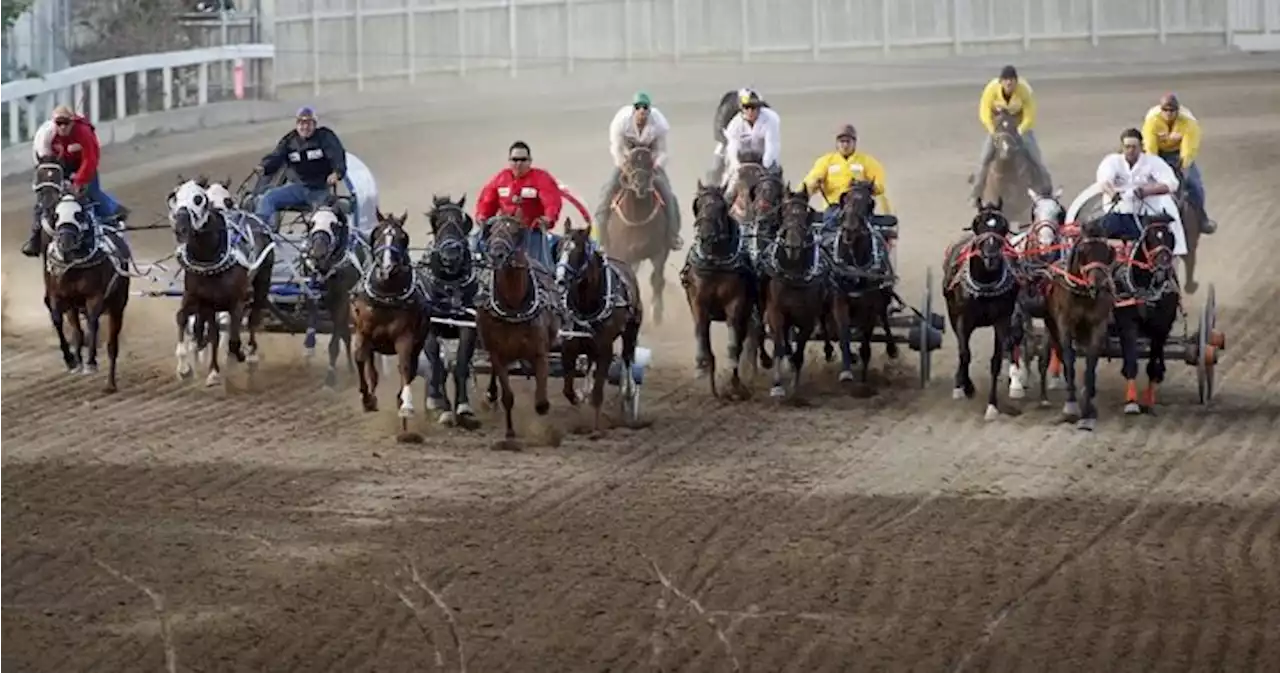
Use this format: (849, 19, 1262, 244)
(20, 228, 42, 257)
(1199, 204, 1216, 235)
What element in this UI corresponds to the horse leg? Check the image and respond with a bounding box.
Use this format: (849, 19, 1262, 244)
(590, 345, 611, 435)
(766, 303, 787, 399)
(620, 318, 641, 424)
(454, 328, 479, 422)
(47, 296, 76, 371)
(834, 297, 855, 383)
(424, 332, 450, 415)
(650, 255, 666, 326)
(950, 310, 975, 399)
(246, 274, 270, 367)
(493, 355, 517, 440)
(305, 295, 320, 358)
(533, 339, 552, 416)
(104, 296, 125, 394)
(353, 332, 378, 412)
(562, 338, 582, 406)
(879, 292, 899, 360)
(324, 291, 346, 386)
(692, 299, 717, 397)
(65, 307, 85, 374)
(1036, 323, 1052, 406)
(395, 333, 417, 421)
(174, 302, 194, 379)
(790, 323, 810, 397)
(1078, 332, 1103, 431)
(83, 294, 105, 374)
(985, 317, 1007, 421)
(203, 308, 223, 387)
(726, 295, 752, 399)
(226, 299, 246, 364)
(858, 309, 875, 389)
(1144, 309, 1173, 412)
(1008, 309, 1028, 400)
(1058, 329, 1081, 421)
(1117, 311, 1142, 415)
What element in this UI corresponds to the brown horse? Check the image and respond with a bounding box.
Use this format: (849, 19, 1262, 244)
(981, 109, 1047, 224)
(43, 194, 132, 392)
(167, 177, 275, 387)
(476, 214, 562, 449)
(350, 210, 430, 438)
(758, 186, 829, 400)
(943, 199, 1022, 421)
(600, 139, 672, 324)
(1043, 220, 1117, 431)
(734, 158, 786, 375)
(556, 225, 643, 434)
(680, 180, 754, 399)
(829, 179, 899, 392)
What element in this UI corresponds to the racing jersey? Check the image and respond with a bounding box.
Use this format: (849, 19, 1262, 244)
(475, 167, 564, 228)
(609, 105, 670, 168)
(32, 116, 100, 187)
(723, 107, 782, 168)
(1141, 105, 1201, 168)
(801, 151, 894, 214)
(979, 78, 1037, 134)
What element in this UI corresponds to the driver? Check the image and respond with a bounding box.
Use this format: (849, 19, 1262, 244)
(593, 91, 682, 251)
(22, 105, 127, 257)
(1141, 93, 1214, 234)
(1094, 127, 1187, 256)
(971, 65, 1051, 201)
(721, 89, 782, 197)
(799, 123, 894, 234)
(474, 140, 565, 268)
(253, 106, 347, 230)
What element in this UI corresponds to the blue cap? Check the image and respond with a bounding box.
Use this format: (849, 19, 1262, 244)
(295, 106, 316, 120)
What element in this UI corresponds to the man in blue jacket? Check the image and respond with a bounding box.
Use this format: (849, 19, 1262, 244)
(253, 106, 348, 229)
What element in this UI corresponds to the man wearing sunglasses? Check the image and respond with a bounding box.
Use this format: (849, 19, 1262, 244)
(721, 88, 783, 196)
(594, 91, 682, 251)
(252, 106, 347, 231)
(800, 124, 894, 235)
(22, 105, 126, 257)
(971, 65, 1051, 202)
(474, 141, 566, 268)
(1094, 127, 1187, 256)
(1141, 93, 1214, 234)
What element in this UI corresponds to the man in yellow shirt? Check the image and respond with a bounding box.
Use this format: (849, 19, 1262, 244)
(1141, 93, 1214, 234)
(800, 124, 894, 233)
(971, 65, 1051, 201)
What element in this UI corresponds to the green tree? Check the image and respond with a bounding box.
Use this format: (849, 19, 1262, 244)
(3, 0, 33, 30)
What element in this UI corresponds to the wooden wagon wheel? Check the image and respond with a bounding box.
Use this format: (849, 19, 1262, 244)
(1197, 283, 1224, 404)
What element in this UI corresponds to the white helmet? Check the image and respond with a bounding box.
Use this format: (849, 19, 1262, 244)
(737, 88, 762, 107)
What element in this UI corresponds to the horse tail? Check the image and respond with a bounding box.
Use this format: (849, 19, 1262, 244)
(713, 90, 738, 143)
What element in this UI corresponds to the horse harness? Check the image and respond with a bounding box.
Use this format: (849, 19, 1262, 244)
(556, 244, 638, 331)
(945, 231, 1021, 298)
(179, 210, 274, 277)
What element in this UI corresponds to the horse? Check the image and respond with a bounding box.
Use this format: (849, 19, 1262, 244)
(736, 161, 786, 374)
(1008, 186, 1068, 400)
(167, 176, 275, 387)
(299, 201, 366, 387)
(43, 195, 132, 392)
(680, 180, 755, 399)
(1167, 161, 1204, 295)
(942, 199, 1022, 421)
(31, 157, 70, 256)
(350, 210, 431, 439)
(1043, 220, 1117, 431)
(476, 214, 563, 449)
(556, 225, 644, 435)
(1112, 212, 1180, 414)
(829, 179, 899, 392)
(981, 109, 1046, 223)
(758, 185, 829, 400)
(600, 139, 672, 325)
(419, 194, 482, 429)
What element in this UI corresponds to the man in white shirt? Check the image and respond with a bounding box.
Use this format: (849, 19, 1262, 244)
(593, 91, 682, 251)
(721, 89, 782, 197)
(1094, 127, 1187, 256)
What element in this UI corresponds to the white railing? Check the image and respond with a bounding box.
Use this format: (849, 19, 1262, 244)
(1, 43, 275, 148)
(271, 0, 1279, 93)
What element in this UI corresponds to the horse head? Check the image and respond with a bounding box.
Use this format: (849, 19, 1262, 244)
(969, 199, 1014, 272)
(167, 177, 214, 244)
(483, 214, 529, 271)
(991, 109, 1023, 162)
(1024, 186, 1066, 262)
(205, 179, 236, 212)
(370, 209, 412, 290)
(1067, 221, 1117, 297)
(304, 205, 348, 273)
(748, 169, 785, 235)
(620, 139, 657, 198)
(692, 179, 735, 258)
(32, 156, 68, 222)
(555, 222, 602, 286)
(426, 194, 473, 277)
(1135, 211, 1178, 284)
(836, 179, 880, 266)
(774, 184, 817, 272)
(52, 194, 93, 259)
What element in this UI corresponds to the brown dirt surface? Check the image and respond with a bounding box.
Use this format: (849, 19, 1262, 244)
(4, 71, 1280, 673)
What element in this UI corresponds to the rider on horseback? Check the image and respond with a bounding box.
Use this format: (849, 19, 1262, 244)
(722, 89, 782, 202)
(475, 141, 565, 268)
(970, 65, 1051, 201)
(22, 105, 127, 257)
(252, 106, 347, 230)
(593, 91, 683, 251)
(1094, 128, 1187, 256)
(1141, 93, 1215, 234)
(799, 123, 894, 233)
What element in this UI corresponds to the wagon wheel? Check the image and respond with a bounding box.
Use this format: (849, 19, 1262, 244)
(917, 266, 934, 388)
(1196, 283, 1221, 404)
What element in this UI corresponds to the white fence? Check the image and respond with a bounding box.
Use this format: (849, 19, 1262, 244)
(272, 0, 1279, 93)
(0, 44, 275, 148)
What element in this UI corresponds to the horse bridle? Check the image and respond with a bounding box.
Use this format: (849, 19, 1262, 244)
(484, 217, 530, 271)
(1064, 236, 1115, 297)
(427, 203, 473, 276)
(620, 146, 656, 196)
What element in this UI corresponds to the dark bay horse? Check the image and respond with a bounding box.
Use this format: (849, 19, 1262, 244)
(299, 202, 366, 387)
(420, 194, 482, 429)
(600, 139, 672, 325)
(829, 179, 898, 392)
(731, 156, 785, 375)
(1044, 221, 1117, 430)
(167, 177, 275, 386)
(982, 109, 1046, 223)
(556, 225, 643, 435)
(476, 214, 562, 449)
(43, 194, 132, 392)
(1112, 213, 1180, 414)
(680, 181, 754, 399)
(759, 186, 829, 400)
(943, 199, 1022, 420)
(350, 210, 430, 439)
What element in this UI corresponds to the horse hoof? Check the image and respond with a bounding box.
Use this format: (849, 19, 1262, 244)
(838, 370, 854, 383)
(1062, 401, 1081, 419)
(984, 404, 1000, 421)
(438, 411, 456, 427)
(205, 371, 222, 387)
(1184, 281, 1199, 295)
(1076, 417, 1097, 432)
(952, 387, 966, 400)
(457, 403, 475, 417)
(694, 365, 711, 379)
(361, 396, 378, 413)
(535, 400, 550, 415)
(324, 370, 337, 388)
(1124, 402, 1141, 415)
(398, 405, 414, 419)
(1047, 375, 1066, 390)
(103, 383, 118, 395)
(83, 363, 98, 375)
(886, 345, 900, 360)
(177, 366, 193, 381)
(769, 385, 786, 398)
(427, 397, 449, 411)
(303, 347, 316, 359)
(246, 351, 260, 365)
(1009, 384, 1026, 400)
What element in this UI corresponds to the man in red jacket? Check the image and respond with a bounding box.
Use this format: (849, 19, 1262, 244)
(474, 141, 565, 268)
(22, 105, 127, 257)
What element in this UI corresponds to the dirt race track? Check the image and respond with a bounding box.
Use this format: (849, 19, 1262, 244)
(4, 70, 1280, 672)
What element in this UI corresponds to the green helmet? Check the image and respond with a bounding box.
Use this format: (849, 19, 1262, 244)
(632, 91, 652, 108)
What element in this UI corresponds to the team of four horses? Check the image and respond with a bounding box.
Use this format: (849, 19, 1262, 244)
(34, 96, 1224, 447)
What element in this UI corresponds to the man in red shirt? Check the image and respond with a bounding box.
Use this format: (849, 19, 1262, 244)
(474, 141, 565, 268)
(22, 105, 127, 257)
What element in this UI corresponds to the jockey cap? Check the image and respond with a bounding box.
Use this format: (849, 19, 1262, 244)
(632, 91, 651, 108)
(999, 65, 1018, 80)
(1160, 93, 1180, 111)
(836, 124, 857, 140)
(295, 106, 317, 121)
(738, 88, 761, 107)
